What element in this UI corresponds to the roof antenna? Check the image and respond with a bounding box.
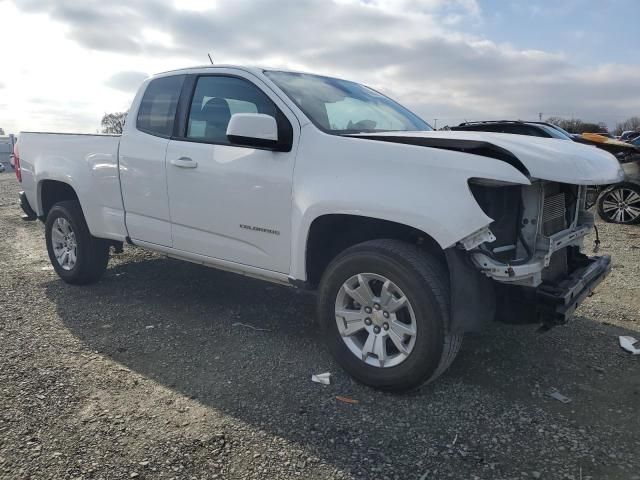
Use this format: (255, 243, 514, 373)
(207, 53, 214, 65)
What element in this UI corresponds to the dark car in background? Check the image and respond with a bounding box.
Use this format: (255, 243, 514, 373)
(449, 120, 640, 224)
(620, 130, 640, 142)
(450, 120, 572, 139)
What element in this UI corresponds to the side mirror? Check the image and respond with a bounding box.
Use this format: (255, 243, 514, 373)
(226, 113, 279, 149)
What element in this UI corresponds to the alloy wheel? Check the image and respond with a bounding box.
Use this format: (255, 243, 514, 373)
(601, 187, 640, 223)
(51, 217, 78, 271)
(334, 273, 417, 368)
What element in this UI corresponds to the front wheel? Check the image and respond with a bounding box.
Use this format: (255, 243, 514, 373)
(45, 200, 110, 284)
(597, 183, 640, 224)
(317, 239, 462, 391)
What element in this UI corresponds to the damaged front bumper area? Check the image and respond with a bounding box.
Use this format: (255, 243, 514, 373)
(450, 181, 612, 330)
(491, 250, 611, 328)
(535, 253, 610, 325)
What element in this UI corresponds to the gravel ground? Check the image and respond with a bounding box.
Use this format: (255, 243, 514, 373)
(0, 172, 639, 480)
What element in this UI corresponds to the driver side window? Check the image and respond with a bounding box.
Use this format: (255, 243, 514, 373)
(187, 76, 277, 144)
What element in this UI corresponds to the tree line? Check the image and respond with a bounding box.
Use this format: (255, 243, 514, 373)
(546, 116, 640, 136)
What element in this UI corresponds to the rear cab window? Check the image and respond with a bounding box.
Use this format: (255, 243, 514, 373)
(136, 75, 186, 137)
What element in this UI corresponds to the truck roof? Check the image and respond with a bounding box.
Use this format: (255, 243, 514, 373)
(152, 65, 350, 82)
(154, 64, 264, 76)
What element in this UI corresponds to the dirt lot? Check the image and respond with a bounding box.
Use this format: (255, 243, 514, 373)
(1, 172, 639, 480)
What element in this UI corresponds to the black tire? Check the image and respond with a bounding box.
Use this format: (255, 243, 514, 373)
(597, 183, 640, 224)
(317, 239, 462, 391)
(45, 200, 110, 284)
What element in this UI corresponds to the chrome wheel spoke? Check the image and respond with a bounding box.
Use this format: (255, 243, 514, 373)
(379, 280, 393, 307)
(335, 309, 366, 336)
(361, 332, 376, 361)
(626, 206, 640, 220)
(611, 189, 624, 202)
(361, 333, 387, 366)
(602, 200, 618, 212)
(627, 191, 640, 205)
(390, 319, 416, 337)
(388, 329, 410, 356)
(344, 274, 375, 307)
(386, 295, 408, 313)
(372, 335, 387, 367)
(51, 228, 65, 244)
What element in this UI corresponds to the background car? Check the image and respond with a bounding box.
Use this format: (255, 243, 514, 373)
(450, 120, 572, 139)
(583, 131, 615, 139)
(620, 130, 640, 142)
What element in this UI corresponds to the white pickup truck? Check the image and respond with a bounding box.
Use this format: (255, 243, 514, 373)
(15, 65, 623, 390)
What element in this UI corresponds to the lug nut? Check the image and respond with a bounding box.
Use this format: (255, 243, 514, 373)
(373, 326, 381, 334)
(364, 306, 372, 314)
(383, 311, 389, 319)
(373, 303, 381, 310)
(383, 322, 389, 330)
(365, 317, 372, 326)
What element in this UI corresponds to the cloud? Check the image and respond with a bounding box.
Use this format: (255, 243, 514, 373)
(105, 71, 149, 92)
(8, 0, 640, 129)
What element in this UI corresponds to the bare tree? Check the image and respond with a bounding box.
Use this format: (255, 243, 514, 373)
(545, 117, 606, 134)
(101, 112, 127, 134)
(614, 116, 640, 136)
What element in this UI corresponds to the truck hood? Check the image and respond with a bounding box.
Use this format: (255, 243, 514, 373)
(352, 130, 624, 185)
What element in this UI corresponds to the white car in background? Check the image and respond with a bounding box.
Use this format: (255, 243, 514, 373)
(14, 65, 623, 390)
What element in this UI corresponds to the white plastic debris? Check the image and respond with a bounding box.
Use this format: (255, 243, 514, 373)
(619, 336, 640, 355)
(547, 388, 572, 403)
(311, 372, 331, 385)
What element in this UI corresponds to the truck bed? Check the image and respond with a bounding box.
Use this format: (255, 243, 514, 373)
(19, 132, 127, 241)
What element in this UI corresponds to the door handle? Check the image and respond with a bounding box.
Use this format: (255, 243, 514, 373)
(170, 157, 198, 168)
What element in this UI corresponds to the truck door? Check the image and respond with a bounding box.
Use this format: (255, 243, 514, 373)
(165, 72, 299, 273)
(119, 75, 185, 247)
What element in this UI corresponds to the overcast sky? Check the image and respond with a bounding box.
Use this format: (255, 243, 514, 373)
(0, 0, 638, 134)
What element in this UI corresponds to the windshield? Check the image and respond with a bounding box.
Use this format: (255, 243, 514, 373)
(546, 123, 574, 138)
(264, 71, 431, 134)
(536, 124, 573, 140)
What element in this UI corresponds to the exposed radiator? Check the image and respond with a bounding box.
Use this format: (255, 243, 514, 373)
(542, 192, 567, 236)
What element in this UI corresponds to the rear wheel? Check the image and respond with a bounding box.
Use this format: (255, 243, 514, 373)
(317, 239, 462, 391)
(45, 200, 110, 284)
(597, 183, 640, 224)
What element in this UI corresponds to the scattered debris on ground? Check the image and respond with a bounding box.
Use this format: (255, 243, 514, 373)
(619, 335, 640, 354)
(311, 372, 331, 385)
(546, 388, 572, 404)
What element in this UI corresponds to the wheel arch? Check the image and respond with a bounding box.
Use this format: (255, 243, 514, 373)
(38, 179, 81, 220)
(301, 213, 447, 289)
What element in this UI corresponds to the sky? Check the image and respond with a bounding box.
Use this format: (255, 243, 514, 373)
(0, 0, 638, 134)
